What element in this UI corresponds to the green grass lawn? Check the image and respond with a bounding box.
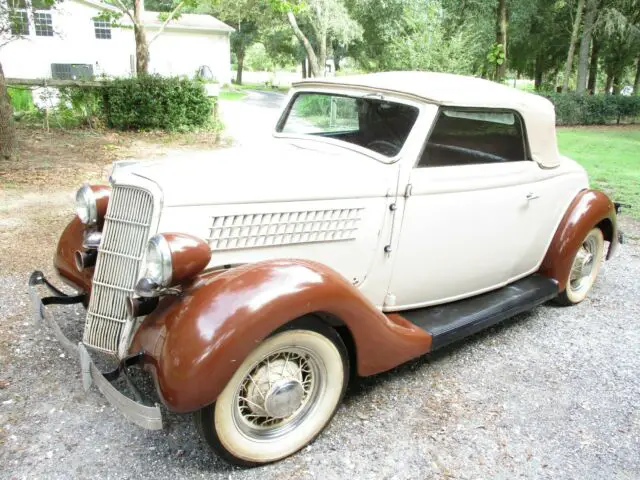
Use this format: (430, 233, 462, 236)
(218, 90, 248, 101)
(557, 126, 640, 219)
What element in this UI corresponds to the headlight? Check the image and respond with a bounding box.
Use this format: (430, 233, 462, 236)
(143, 235, 173, 287)
(135, 233, 212, 299)
(75, 185, 97, 225)
(75, 184, 110, 226)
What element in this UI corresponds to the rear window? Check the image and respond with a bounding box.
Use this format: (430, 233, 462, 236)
(418, 109, 529, 167)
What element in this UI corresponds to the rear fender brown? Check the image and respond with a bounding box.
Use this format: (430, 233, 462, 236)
(539, 189, 617, 291)
(130, 259, 432, 413)
(54, 216, 93, 293)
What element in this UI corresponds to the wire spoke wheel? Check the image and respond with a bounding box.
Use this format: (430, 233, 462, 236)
(557, 228, 605, 305)
(234, 348, 323, 439)
(195, 323, 348, 466)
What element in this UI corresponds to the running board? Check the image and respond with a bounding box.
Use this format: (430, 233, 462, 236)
(400, 274, 558, 351)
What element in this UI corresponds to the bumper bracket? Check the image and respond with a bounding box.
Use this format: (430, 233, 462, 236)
(29, 271, 163, 431)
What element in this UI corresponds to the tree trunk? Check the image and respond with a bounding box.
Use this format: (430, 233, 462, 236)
(235, 50, 245, 85)
(612, 74, 621, 95)
(0, 61, 16, 160)
(287, 11, 320, 77)
(562, 0, 585, 92)
(318, 28, 327, 77)
(588, 38, 599, 93)
(633, 56, 640, 95)
(605, 74, 613, 94)
(576, 0, 598, 94)
(301, 59, 307, 79)
(495, 0, 508, 81)
(534, 55, 544, 90)
(133, 0, 149, 75)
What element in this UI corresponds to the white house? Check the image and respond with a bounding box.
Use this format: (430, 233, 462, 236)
(0, 0, 233, 83)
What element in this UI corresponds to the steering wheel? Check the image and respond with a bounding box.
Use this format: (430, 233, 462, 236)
(366, 139, 401, 156)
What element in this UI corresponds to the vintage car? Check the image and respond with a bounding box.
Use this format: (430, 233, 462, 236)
(30, 72, 622, 466)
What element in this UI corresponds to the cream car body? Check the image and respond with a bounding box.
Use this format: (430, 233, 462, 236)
(111, 73, 587, 311)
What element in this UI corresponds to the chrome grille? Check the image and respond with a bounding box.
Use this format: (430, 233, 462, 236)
(83, 186, 154, 353)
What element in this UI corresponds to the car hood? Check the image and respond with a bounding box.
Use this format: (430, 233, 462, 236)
(111, 140, 396, 207)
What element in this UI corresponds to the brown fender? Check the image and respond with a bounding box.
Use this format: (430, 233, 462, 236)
(130, 259, 433, 413)
(539, 189, 617, 291)
(54, 216, 93, 293)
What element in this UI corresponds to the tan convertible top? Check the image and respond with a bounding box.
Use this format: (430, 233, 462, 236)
(294, 72, 560, 168)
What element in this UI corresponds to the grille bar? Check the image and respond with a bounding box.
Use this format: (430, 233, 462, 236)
(83, 185, 154, 354)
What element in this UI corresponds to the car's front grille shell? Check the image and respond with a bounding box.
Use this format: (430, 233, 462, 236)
(82, 185, 154, 354)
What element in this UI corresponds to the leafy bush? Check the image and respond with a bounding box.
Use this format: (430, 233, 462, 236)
(8, 87, 35, 112)
(545, 93, 640, 126)
(103, 75, 213, 131)
(56, 87, 104, 128)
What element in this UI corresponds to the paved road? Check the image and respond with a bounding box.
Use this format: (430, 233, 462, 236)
(218, 90, 287, 146)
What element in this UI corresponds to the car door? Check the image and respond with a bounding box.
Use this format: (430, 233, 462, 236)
(386, 107, 541, 310)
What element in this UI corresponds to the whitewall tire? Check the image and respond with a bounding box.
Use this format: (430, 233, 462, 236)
(556, 228, 605, 306)
(195, 322, 349, 466)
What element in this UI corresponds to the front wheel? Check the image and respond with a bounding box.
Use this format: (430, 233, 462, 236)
(555, 227, 605, 306)
(195, 323, 349, 467)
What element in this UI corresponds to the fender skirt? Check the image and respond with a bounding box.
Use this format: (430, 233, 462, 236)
(130, 259, 432, 413)
(539, 189, 618, 291)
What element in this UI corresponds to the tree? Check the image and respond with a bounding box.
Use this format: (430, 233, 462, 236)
(273, 0, 362, 77)
(1, 0, 58, 158)
(588, 36, 600, 92)
(599, 0, 640, 93)
(634, 56, 640, 94)
(562, 0, 586, 92)
(495, 0, 508, 81)
(0, 59, 14, 159)
(231, 21, 259, 84)
(100, 0, 187, 75)
(205, 0, 269, 84)
(576, 0, 599, 93)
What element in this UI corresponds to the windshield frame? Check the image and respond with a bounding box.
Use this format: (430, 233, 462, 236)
(273, 86, 427, 165)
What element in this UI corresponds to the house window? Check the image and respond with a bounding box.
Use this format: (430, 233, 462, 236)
(34, 11, 53, 36)
(94, 20, 111, 40)
(418, 108, 529, 167)
(8, 0, 29, 35)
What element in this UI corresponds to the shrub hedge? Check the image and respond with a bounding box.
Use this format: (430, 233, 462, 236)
(544, 93, 640, 126)
(102, 75, 213, 131)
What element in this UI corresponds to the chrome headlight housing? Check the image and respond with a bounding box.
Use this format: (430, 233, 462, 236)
(143, 235, 173, 288)
(75, 185, 97, 225)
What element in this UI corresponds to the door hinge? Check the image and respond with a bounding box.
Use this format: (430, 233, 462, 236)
(404, 183, 413, 198)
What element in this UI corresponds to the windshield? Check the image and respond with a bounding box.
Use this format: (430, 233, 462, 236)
(277, 92, 419, 157)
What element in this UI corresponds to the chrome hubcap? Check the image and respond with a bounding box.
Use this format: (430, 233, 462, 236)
(264, 379, 304, 418)
(234, 348, 322, 439)
(569, 235, 598, 292)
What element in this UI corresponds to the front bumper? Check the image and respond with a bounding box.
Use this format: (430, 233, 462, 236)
(28, 271, 163, 430)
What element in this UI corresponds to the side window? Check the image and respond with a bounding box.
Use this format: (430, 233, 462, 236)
(418, 109, 529, 167)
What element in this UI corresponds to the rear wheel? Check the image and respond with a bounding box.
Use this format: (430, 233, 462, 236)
(555, 228, 605, 306)
(195, 322, 349, 467)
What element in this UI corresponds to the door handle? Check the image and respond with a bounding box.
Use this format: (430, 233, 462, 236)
(526, 192, 540, 201)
